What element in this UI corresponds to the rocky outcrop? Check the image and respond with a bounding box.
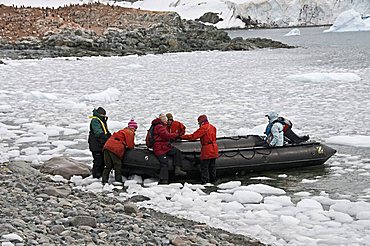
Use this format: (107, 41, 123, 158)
(0, 4, 293, 59)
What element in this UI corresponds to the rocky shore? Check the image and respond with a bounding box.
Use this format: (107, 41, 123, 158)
(0, 3, 293, 60)
(0, 161, 264, 246)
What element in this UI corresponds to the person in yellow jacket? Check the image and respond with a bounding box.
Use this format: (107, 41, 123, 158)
(88, 107, 111, 179)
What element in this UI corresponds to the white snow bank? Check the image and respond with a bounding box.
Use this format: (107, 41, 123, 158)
(284, 28, 300, 36)
(79, 88, 121, 102)
(324, 9, 370, 33)
(286, 73, 361, 83)
(326, 135, 370, 148)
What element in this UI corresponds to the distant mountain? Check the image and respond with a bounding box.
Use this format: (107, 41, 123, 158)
(118, 0, 370, 28)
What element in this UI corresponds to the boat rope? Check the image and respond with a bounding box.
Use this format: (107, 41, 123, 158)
(255, 148, 272, 156)
(219, 149, 256, 160)
(239, 150, 256, 160)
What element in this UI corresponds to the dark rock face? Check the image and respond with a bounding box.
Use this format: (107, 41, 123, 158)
(0, 4, 294, 59)
(195, 12, 223, 24)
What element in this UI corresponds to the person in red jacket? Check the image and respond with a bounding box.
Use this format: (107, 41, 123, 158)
(181, 115, 218, 184)
(151, 113, 186, 184)
(166, 113, 186, 136)
(102, 119, 138, 184)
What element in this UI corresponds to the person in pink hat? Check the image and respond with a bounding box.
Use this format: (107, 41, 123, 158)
(102, 119, 138, 184)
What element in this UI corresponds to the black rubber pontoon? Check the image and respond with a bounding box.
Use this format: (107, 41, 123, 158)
(122, 135, 336, 181)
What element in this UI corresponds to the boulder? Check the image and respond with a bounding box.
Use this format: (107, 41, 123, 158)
(40, 157, 91, 180)
(195, 12, 223, 24)
(7, 161, 41, 176)
(70, 216, 97, 228)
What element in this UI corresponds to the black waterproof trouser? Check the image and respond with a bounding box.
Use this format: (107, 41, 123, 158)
(285, 128, 308, 144)
(200, 158, 217, 184)
(157, 147, 182, 183)
(102, 150, 122, 184)
(91, 151, 104, 179)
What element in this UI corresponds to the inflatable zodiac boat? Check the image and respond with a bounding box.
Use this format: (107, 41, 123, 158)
(122, 135, 336, 181)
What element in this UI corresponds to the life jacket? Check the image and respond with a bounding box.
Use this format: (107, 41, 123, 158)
(265, 117, 292, 136)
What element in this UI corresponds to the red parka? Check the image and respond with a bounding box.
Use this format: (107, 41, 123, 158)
(167, 120, 186, 136)
(181, 122, 218, 160)
(103, 127, 135, 159)
(151, 118, 178, 156)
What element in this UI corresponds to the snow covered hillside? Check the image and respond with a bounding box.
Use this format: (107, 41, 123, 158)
(118, 0, 370, 28)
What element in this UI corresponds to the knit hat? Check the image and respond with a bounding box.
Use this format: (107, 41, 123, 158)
(127, 119, 138, 129)
(159, 113, 167, 123)
(96, 107, 106, 116)
(197, 114, 208, 124)
(166, 113, 173, 121)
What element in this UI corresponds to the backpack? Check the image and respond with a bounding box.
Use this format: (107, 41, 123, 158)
(274, 117, 292, 133)
(145, 123, 159, 148)
(265, 116, 292, 136)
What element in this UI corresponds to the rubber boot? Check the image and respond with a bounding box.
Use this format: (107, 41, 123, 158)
(101, 169, 110, 184)
(175, 166, 187, 176)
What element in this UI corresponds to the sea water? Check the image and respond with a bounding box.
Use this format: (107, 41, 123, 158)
(1, 27, 369, 202)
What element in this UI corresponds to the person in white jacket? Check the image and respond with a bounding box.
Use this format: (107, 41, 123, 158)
(264, 112, 284, 147)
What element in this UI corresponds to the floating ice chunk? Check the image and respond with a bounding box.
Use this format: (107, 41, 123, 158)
(176, 196, 194, 208)
(233, 190, 263, 204)
(0, 104, 12, 112)
(80, 87, 121, 102)
(15, 133, 48, 144)
(217, 181, 241, 189)
(264, 195, 293, 206)
(64, 149, 91, 156)
(63, 128, 79, 135)
(51, 140, 78, 146)
(27, 91, 57, 100)
(128, 174, 143, 184)
(250, 176, 274, 180)
(353, 220, 370, 229)
(284, 28, 300, 36)
(330, 200, 370, 217)
(297, 199, 323, 210)
(221, 201, 244, 211)
(50, 175, 68, 183)
(301, 178, 319, 183)
(356, 211, 370, 220)
(278, 174, 288, 178)
(280, 215, 300, 225)
(286, 72, 361, 83)
(21, 147, 39, 155)
(324, 9, 370, 33)
(124, 180, 138, 187)
(243, 184, 286, 195)
(42, 145, 66, 155)
(70, 175, 84, 186)
(327, 210, 353, 223)
(326, 135, 370, 148)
